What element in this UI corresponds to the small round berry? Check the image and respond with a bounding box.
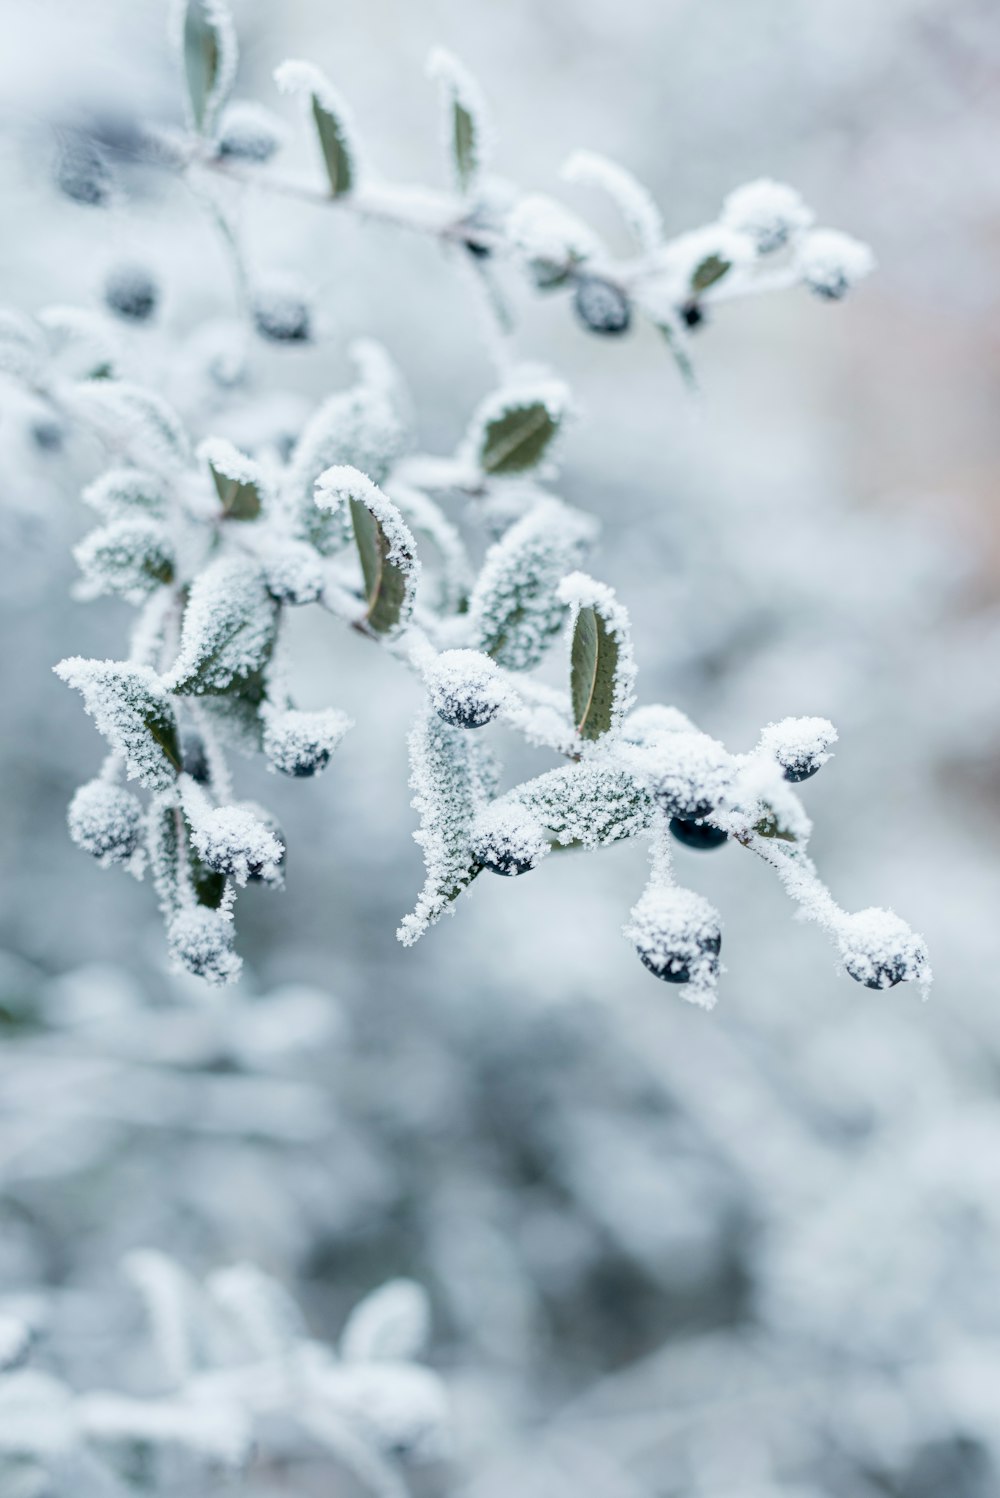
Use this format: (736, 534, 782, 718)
(838, 908, 929, 992)
(216, 103, 285, 165)
(782, 760, 819, 784)
(252, 287, 311, 344)
(262, 708, 352, 778)
(54, 133, 111, 206)
(625, 885, 722, 995)
(680, 300, 705, 330)
(31, 418, 64, 453)
(471, 806, 548, 878)
(104, 264, 158, 323)
(426, 650, 508, 731)
(68, 780, 143, 866)
(669, 816, 728, 851)
(759, 717, 837, 785)
(573, 275, 632, 336)
(652, 732, 733, 823)
(180, 730, 211, 785)
(168, 907, 241, 986)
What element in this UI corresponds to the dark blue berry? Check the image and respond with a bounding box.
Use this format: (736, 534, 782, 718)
(104, 265, 158, 322)
(669, 816, 728, 851)
(845, 954, 907, 991)
(680, 300, 705, 330)
(782, 759, 820, 784)
(180, 730, 211, 785)
(573, 276, 631, 336)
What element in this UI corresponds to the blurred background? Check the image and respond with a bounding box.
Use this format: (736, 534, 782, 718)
(2, 0, 1000, 1493)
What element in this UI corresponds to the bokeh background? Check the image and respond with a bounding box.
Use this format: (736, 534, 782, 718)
(2, 1, 1000, 1493)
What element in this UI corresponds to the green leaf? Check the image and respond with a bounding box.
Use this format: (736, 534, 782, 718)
(167, 556, 278, 696)
(453, 99, 477, 194)
(312, 93, 354, 197)
(754, 807, 798, 842)
(570, 605, 618, 740)
(184, 0, 228, 133)
(209, 462, 261, 521)
(350, 497, 410, 634)
(691, 253, 731, 293)
(478, 400, 561, 476)
(55, 658, 181, 789)
(189, 845, 226, 908)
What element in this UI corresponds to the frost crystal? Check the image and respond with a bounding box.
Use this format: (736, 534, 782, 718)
(424, 649, 509, 729)
(518, 759, 653, 847)
(260, 537, 324, 604)
(471, 800, 549, 876)
(397, 709, 496, 944)
(167, 905, 242, 986)
(165, 556, 277, 695)
(759, 715, 837, 782)
(54, 658, 180, 789)
(629, 729, 733, 821)
(720, 178, 815, 253)
(797, 228, 876, 300)
(67, 780, 145, 870)
(83, 466, 167, 520)
(624, 883, 723, 1007)
(73, 518, 174, 603)
(467, 498, 597, 670)
(837, 908, 932, 992)
(185, 796, 284, 886)
(262, 707, 353, 777)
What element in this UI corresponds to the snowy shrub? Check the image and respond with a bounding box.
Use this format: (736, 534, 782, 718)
(0, 0, 921, 1003)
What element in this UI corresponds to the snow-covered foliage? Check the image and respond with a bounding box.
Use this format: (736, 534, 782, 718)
(0, 1251, 447, 1493)
(6, 1, 917, 998)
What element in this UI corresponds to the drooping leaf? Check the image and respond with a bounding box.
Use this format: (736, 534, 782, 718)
(316, 467, 419, 635)
(312, 94, 354, 197)
(183, 0, 236, 134)
(54, 659, 181, 789)
(570, 605, 618, 740)
(274, 62, 356, 198)
(468, 498, 597, 671)
(201, 438, 263, 520)
(166, 556, 278, 696)
(690, 253, 731, 293)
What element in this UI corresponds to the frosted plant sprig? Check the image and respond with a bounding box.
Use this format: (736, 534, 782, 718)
(87, 2, 875, 379)
(0, 1251, 448, 1493)
(40, 317, 926, 996)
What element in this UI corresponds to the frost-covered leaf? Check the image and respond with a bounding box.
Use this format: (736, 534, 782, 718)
(0, 309, 46, 380)
(181, 0, 237, 135)
(275, 60, 357, 197)
(54, 659, 181, 788)
(285, 379, 407, 553)
(73, 518, 174, 603)
(317, 466, 419, 634)
(313, 1361, 449, 1462)
(690, 252, 732, 293)
(517, 760, 654, 848)
(199, 436, 263, 520)
(389, 483, 471, 613)
(562, 149, 663, 253)
(467, 497, 597, 670)
(427, 47, 490, 197)
(467, 381, 570, 477)
(66, 380, 191, 469)
(340, 1279, 431, 1363)
(207, 1263, 305, 1360)
(560, 573, 635, 741)
(506, 194, 604, 290)
(83, 466, 167, 520)
(397, 708, 497, 945)
(166, 555, 278, 696)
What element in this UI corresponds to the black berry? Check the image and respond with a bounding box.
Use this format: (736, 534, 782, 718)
(640, 930, 721, 985)
(669, 816, 728, 851)
(104, 264, 158, 322)
(481, 849, 535, 877)
(680, 300, 705, 330)
(844, 953, 908, 991)
(180, 729, 211, 785)
(781, 759, 820, 784)
(573, 276, 631, 336)
(252, 292, 311, 344)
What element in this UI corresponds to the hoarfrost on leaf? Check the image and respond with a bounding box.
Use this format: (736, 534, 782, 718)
(562, 149, 664, 253)
(54, 658, 181, 788)
(165, 555, 278, 696)
(340, 1279, 431, 1364)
